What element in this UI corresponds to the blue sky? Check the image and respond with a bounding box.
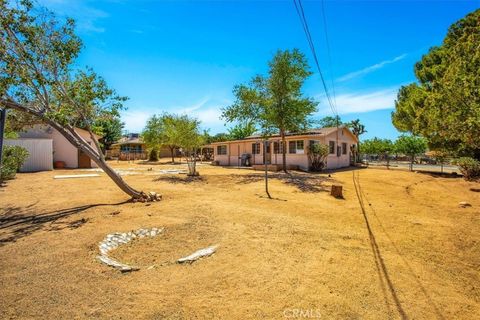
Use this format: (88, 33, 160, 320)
(39, 0, 479, 139)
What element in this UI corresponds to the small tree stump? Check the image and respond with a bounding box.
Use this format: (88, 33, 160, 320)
(331, 185, 343, 198)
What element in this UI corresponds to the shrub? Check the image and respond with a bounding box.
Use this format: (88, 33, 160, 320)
(308, 143, 329, 171)
(456, 157, 480, 181)
(148, 149, 159, 162)
(1, 145, 29, 180)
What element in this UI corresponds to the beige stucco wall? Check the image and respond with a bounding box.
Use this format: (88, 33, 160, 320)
(19, 125, 100, 168)
(213, 128, 357, 171)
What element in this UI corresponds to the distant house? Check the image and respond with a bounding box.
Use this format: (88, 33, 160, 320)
(108, 133, 147, 160)
(4, 124, 101, 171)
(210, 126, 358, 171)
(107, 133, 180, 161)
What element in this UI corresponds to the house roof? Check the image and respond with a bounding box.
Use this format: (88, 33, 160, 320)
(211, 126, 358, 145)
(111, 137, 145, 146)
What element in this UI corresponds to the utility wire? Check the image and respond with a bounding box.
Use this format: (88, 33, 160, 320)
(321, 0, 337, 112)
(293, 0, 339, 121)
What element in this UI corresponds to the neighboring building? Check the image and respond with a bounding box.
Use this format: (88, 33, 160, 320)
(107, 133, 180, 160)
(211, 126, 358, 171)
(5, 125, 101, 171)
(108, 133, 147, 160)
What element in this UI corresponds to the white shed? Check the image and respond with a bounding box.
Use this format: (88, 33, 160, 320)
(4, 138, 53, 172)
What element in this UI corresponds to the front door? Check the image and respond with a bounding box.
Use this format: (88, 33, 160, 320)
(78, 149, 91, 168)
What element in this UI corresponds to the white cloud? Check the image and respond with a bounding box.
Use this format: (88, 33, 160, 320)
(337, 54, 407, 82)
(120, 109, 154, 133)
(36, 0, 108, 33)
(316, 87, 399, 115)
(120, 97, 229, 133)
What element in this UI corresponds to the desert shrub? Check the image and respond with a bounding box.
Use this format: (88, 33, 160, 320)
(148, 149, 159, 162)
(308, 143, 329, 171)
(1, 145, 29, 180)
(456, 157, 480, 181)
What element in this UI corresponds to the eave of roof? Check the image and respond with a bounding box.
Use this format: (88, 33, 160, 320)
(210, 126, 351, 145)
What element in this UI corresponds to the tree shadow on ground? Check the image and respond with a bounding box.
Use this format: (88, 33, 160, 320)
(352, 170, 445, 320)
(0, 201, 128, 244)
(231, 172, 334, 193)
(153, 175, 205, 184)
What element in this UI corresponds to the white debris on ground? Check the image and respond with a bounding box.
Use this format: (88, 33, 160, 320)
(96, 228, 218, 271)
(96, 227, 164, 272)
(177, 245, 218, 264)
(77, 167, 188, 176)
(54, 174, 101, 179)
(459, 201, 472, 208)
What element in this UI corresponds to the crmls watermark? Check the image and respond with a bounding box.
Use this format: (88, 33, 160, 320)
(283, 308, 322, 318)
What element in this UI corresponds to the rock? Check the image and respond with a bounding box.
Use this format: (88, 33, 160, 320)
(459, 201, 472, 208)
(96, 226, 164, 272)
(177, 245, 218, 264)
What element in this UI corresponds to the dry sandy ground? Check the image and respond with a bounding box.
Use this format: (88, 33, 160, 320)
(0, 161, 479, 319)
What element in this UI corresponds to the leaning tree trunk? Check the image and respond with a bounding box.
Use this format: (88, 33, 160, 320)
(281, 131, 287, 173)
(1, 99, 145, 199)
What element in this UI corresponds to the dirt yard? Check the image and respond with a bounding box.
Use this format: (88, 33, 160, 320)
(0, 161, 479, 319)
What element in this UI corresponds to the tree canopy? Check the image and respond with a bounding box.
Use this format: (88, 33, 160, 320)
(222, 49, 318, 172)
(142, 113, 204, 163)
(0, 1, 146, 199)
(361, 138, 394, 157)
(227, 121, 256, 140)
(392, 9, 480, 159)
(315, 115, 342, 128)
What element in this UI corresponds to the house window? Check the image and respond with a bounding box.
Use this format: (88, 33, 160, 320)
(273, 141, 284, 154)
(252, 143, 260, 154)
(289, 140, 305, 154)
(217, 145, 227, 155)
(329, 141, 335, 154)
(342, 143, 347, 155)
(337, 146, 341, 157)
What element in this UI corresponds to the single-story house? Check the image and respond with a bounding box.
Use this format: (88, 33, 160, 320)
(108, 133, 147, 160)
(5, 125, 101, 171)
(107, 133, 180, 161)
(210, 126, 358, 171)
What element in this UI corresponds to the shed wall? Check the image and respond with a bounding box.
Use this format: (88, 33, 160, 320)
(4, 139, 53, 172)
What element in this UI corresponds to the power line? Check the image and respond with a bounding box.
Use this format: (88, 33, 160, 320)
(321, 0, 337, 111)
(293, 0, 338, 120)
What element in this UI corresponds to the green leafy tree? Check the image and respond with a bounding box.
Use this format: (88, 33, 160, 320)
(3, 109, 40, 138)
(395, 135, 427, 171)
(227, 121, 256, 140)
(316, 115, 342, 128)
(222, 49, 318, 173)
(142, 114, 165, 162)
(93, 112, 124, 152)
(361, 138, 394, 167)
(177, 115, 204, 175)
(162, 114, 190, 163)
(211, 132, 230, 143)
(347, 119, 367, 162)
(392, 9, 480, 159)
(0, 1, 147, 199)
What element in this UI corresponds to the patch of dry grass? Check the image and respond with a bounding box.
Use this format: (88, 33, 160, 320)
(0, 161, 479, 319)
